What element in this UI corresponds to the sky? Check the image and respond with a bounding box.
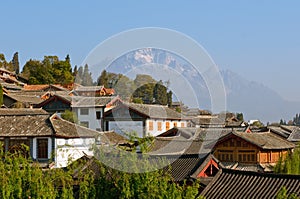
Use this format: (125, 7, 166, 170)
(1, 1, 300, 101)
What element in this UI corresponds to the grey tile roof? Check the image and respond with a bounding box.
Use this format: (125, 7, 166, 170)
(151, 154, 208, 181)
(269, 125, 300, 142)
(50, 115, 100, 138)
(0, 109, 103, 138)
(201, 169, 300, 198)
(220, 162, 264, 172)
(98, 131, 128, 145)
(191, 117, 225, 126)
(233, 131, 295, 149)
(125, 103, 186, 120)
(0, 82, 22, 90)
(0, 112, 53, 137)
(5, 93, 44, 104)
(148, 138, 203, 155)
(157, 127, 233, 156)
(0, 108, 49, 116)
(72, 97, 116, 107)
(74, 86, 103, 92)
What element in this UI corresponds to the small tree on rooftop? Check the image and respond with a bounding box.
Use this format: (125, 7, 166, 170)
(61, 110, 78, 123)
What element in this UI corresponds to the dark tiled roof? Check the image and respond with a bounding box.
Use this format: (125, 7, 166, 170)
(0, 113, 53, 137)
(5, 93, 44, 104)
(0, 108, 49, 116)
(125, 103, 186, 120)
(72, 97, 115, 107)
(152, 154, 208, 181)
(99, 131, 128, 145)
(269, 125, 300, 142)
(157, 127, 233, 156)
(148, 138, 203, 155)
(190, 154, 221, 179)
(23, 84, 68, 91)
(268, 126, 291, 138)
(74, 86, 103, 92)
(220, 162, 265, 172)
(201, 169, 300, 198)
(50, 115, 100, 138)
(233, 132, 295, 149)
(1, 82, 22, 90)
(191, 117, 225, 126)
(8, 90, 49, 97)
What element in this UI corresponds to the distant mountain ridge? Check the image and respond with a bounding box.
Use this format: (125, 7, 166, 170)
(102, 48, 299, 123)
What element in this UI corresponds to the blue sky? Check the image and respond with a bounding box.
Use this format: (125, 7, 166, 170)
(1, 1, 300, 101)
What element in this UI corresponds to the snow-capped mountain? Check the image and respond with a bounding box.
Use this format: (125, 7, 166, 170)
(101, 48, 300, 123)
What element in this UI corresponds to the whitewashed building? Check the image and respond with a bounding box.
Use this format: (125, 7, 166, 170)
(72, 96, 120, 131)
(0, 109, 120, 168)
(104, 102, 190, 137)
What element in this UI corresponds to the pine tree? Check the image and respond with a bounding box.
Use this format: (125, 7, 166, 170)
(236, 113, 244, 121)
(97, 70, 109, 87)
(153, 80, 168, 105)
(82, 64, 93, 86)
(11, 52, 20, 74)
(0, 84, 3, 106)
(167, 90, 173, 106)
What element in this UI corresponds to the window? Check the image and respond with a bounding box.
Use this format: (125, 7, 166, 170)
(237, 140, 241, 147)
(166, 122, 170, 130)
(80, 108, 89, 115)
(37, 139, 48, 159)
(238, 150, 256, 163)
(173, 122, 177, 127)
(181, 122, 185, 127)
(80, 121, 89, 128)
(157, 122, 162, 131)
(149, 121, 153, 131)
(218, 150, 234, 162)
(96, 111, 101, 119)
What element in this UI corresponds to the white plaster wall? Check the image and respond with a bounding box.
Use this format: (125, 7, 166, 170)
(54, 138, 95, 168)
(108, 121, 143, 137)
(75, 107, 103, 131)
(146, 119, 188, 137)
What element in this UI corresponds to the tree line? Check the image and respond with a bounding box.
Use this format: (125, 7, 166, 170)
(1, 53, 173, 106)
(0, 52, 19, 74)
(97, 70, 173, 106)
(0, 146, 202, 199)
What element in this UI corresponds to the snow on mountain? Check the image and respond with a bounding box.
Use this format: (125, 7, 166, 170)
(102, 48, 299, 123)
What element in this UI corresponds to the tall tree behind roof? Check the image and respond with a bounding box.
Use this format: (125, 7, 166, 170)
(0, 84, 3, 106)
(81, 64, 93, 86)
(11, 52, 20, 74)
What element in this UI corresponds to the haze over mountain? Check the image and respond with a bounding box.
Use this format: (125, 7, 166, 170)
(95, 48, 299, 123)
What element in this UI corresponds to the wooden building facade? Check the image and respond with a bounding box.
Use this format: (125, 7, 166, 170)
(213, 132, 295, 164)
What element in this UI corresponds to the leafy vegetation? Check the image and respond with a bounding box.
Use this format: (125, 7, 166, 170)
(21, 55, 74, 85)
(274, 146, 300, 175)
(61, 110, 78, 123)
(97, 70, 173, 105)
(0, 144, 202, 198)
(236, 112, 244, 121)
(276, 187, 299, 199)
(0, 52, 19, 73)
